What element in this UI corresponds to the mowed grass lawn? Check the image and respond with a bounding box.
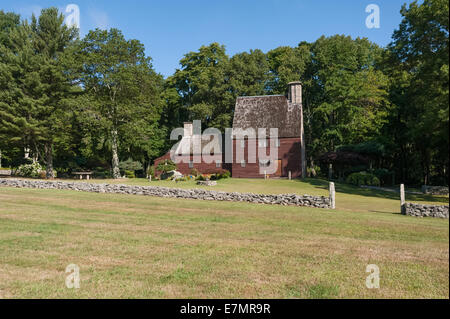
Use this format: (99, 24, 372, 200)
(0, 178, 448, 298)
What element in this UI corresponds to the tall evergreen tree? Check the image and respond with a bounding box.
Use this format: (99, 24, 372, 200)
(0, 8, 78, 178)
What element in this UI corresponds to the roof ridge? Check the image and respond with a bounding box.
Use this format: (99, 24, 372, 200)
(237, 94, 286, 99)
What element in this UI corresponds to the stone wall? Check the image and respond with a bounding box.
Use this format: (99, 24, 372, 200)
(0, 178, 332, 209)
(421, 185, 449, 196)
(402, 202, 449, 218)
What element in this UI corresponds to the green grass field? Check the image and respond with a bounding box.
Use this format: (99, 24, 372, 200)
(0, 178, 448, 298)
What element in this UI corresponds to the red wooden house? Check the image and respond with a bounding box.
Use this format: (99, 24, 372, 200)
(154, 82, 305, 178)
(230, 82, 305, 178)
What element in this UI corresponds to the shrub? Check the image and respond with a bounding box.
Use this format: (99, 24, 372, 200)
(346, 172, 380, 187)
(16, 162, 43, 178)
(124, 170, 135, 178)
(190, 168, 199, 177)
(210, 168, 230, 180)
(119, 158, 143, 171)
(196, 174, 206, 181)
(94, 168, 112, 179)
(147, 166, 156, 178)
(156, 159, 177, 173)
(372, 168, 393, 186)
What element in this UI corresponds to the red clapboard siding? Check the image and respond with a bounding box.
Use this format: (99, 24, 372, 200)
(231, 137, 302, 178)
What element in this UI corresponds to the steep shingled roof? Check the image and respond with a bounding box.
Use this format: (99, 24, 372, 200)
(232, 95, 301, 138)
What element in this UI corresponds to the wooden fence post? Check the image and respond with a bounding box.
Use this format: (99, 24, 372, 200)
(329, 182, 336, 209)
(400, 184, 405, 214)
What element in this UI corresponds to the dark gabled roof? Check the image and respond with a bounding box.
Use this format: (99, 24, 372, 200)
(232, 95, 301, 138)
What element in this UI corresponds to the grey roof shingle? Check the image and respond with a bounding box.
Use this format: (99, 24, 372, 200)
(232, 95, 301, 138)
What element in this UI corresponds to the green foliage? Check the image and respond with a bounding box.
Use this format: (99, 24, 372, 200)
(77, 28, 164, 179)
(124, 170, 135, 178)
(346, 172, 380, 187)
(16, 162, 43, 178)
(372, 168, 393, 186)
(384, 0, 449, 185)
(0, 7, 79, 179)
(190, 168, 199, 177)
(147, 166, 156, 178)
(210, 169, 231, 180)
(195, 174, 206, 181)
(119, 158, 143, 172)
(156, 159, 177, 173)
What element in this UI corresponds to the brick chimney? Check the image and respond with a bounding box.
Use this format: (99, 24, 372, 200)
(287, 82, 306, 178)
(288, 81, 302, 105)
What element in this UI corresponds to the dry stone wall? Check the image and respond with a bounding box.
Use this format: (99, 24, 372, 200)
(0, 178, 332, 209)
(403, 202, 449, 218)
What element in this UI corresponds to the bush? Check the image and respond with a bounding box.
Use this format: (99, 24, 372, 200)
(124, 170, 135, 178)
(147, 165, 155, 178)
(196, 174, 206, 181)
(16, 162, 43, 178)
(94, 167, 112, 179)
(209, 168, 230, 180)
(156, 159, 177, 173)
(190, 168, 199, 177)
(346, 172, 380, 187)
(372, 168, 393, 186)
(119, 158, 143, 171)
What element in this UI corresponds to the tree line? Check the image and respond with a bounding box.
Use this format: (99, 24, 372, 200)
(0, 0, 448, 185)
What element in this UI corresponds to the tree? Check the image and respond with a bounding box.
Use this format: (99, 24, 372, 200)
(307, 35, 390, 178)
(228, 49, 270, 97)
(386, 0, 449, 185)
(78, 28, 163, 179)
(0, 11, 20, 168)
(166, 43, 232, 131)
(267, 43, 310, 94)
(0, 8, 79, 178)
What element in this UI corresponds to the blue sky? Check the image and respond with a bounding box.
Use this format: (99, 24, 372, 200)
(2, 0, 415, 77)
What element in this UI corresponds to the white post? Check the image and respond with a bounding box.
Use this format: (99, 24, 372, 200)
(264, 170, 267, 180)
(288, 171, 292, 180)
(149, 175, 152, 182)
(400, 184, 405, 214)
(329, 182, 336, 209)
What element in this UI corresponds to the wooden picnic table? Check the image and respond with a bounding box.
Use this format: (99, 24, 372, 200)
(72, 172, 93, 180)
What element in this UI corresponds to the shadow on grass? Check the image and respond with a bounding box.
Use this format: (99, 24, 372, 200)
(294, 178, 449, 204)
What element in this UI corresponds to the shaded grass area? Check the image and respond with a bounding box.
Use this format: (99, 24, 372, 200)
(0, 187, 448, 298)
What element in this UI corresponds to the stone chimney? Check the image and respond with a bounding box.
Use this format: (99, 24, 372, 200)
(288, 81, 302, 105)
(184, 122, 193, 137)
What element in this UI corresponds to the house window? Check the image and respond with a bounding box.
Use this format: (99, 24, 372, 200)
(240, 160, 246, 168)
(215, 160, 221, 168)
(188, 161, 193, 168)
